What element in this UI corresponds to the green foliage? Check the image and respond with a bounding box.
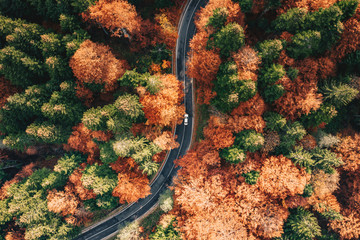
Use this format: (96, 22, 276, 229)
(117, 221, 141, 240)
(211, 23, 245, 57)
(206, 8, 228, 30)
(319, 206, 343, 221)
(149, 217, 181, 240)
(302, 184, 313, 197)
(242, 170, 260, 185)
(301, 104, 338, 128)
(319, 82, 359, 108)
(139, 159, 159, 176)
(283, 207, 321, 240)
(159, 189, 174, 213)
(81, 163, 118, 195)
(316, 130, 340, 148)
(85, 193, 119, 211)
(59, 14, 81, 33)
(273, 8, 308, 33)
(235, 130, 264, 152)
(41, 172, 67, 190)
(100, 141, 119, 164)
(287, 30, 322, 59)
(220, 146, 246, 164)
(340, 50, 360, 74)
(0, 199, 12, 225)
(263, 84, 285, 103)
(213, 62, 257, 112)
(114, 94, 144, 121)
(81, 107, 108, 131)
(0, 46, 45, 87)
(335, 0, 359, 21)
(2, 133, 34, 151)
(25, 121, 70, 144)
(288, 147, 315, 172)
(25, 168, 52, 190)
(311, 147, 344, 174)
(41, 90, 85, 126)
(54, 152, 86, 176)
(264, 112, 287, 132)
(275, 121, 306, 155)
(287, 67, 299, 81)
(257, 39, 283, 64)
(238, 0, 253, 13)
(259, 63, 286, 87)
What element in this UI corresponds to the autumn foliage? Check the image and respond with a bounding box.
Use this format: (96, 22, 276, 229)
(65, 123, 112, 164)
(69, 40, 128, 105)
(140, 74, 185, 126)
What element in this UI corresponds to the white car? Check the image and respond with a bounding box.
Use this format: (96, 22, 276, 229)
(184, 113, 189, 126)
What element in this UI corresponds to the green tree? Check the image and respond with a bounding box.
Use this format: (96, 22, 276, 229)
(319, 82, 359, 108)
(59, 14, 81, 33)
(287, 30, 322, 59)
(316, 130, 340, 148)
(257, 39, 283, 64)
(81, 107, 108, 131)
(99, 141, 118, 164)
(81, 163, 118, 195)
(301, 104, 338, 128)
(235, 130, 264, 152)
(41, 172, 67, 190)
(53, 152, 86, 176)
(288, 146, 314, 172)
(264, 112, 287, 132)
(311, 147, 344, 174)
(211, 23, 245, 57)
(159, 189, 173, 213)
(259, 63, 285, 87)
(25, 121, 70, 144)
(242, 170, 260, 185)
(283, 207, 321, 240)
(113, 94, 144, 121)
(206, 8, 228, 30)
(263, 84, 285, 103)
(220, 147, 246, 164)
(117, 221, 141, 240)
(0, 46, 45, 87)
(139, 160, 159, 176)
(273, 8, 308, 33)
(334, 0, 359, 21)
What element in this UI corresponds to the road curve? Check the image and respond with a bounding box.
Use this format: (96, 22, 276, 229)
(73, 0, 206, 239)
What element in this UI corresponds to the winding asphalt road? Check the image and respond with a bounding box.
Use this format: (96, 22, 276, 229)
(73, 0, 207, 239)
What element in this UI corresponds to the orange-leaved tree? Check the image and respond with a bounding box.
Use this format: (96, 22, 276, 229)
(69, 40, 128, 105)
(140, 74, 185, 126)
(82, 0, 143, 39)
